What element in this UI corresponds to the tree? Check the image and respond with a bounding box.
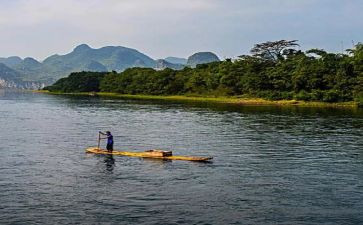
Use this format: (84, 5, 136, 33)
(250, 40, 299, 62)
(350, 43, 363, 102)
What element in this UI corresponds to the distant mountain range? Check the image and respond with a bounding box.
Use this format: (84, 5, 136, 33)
(0, 44, 220, 89)
(164, 57, 188, 65)
(0, 63, 46, 89)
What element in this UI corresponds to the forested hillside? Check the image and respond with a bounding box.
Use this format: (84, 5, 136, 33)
(45, 40, 363, 104)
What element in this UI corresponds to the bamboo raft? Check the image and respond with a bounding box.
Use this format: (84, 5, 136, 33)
(86, 147, 213, 162)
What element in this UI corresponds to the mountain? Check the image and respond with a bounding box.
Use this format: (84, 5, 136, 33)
(186, 52, 220, 68)
(83, 60, 107, 72)
(0, 56, 22, 67)
(155, 59, 185, 70)
(164, 57, 187, 65)
(0, 44, 221, 88)
(0, 63, 20, 81)
(0, 63, 44, 89)
(13, 57, 44, 76)
(1, 44, 159, 86)
(12, 57, 54, 83)
(42, 44, 156, 80)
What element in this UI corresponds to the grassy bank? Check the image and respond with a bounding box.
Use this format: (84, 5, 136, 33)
(35, 90, 359, 108)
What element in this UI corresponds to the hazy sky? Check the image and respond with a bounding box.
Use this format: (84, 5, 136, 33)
(0, 0, 362, 61)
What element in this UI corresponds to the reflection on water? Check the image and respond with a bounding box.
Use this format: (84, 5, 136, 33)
(0, 90, 362, 224)
(51, 92, 363, 117)
(104, 155, 115, 172)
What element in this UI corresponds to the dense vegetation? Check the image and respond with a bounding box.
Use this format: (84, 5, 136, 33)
(44, 72, 105, 92)
(45, 40, 363, 104)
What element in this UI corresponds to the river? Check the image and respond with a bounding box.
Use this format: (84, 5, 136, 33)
(0, 90, 362, 224)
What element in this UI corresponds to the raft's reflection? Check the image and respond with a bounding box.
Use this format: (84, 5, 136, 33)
(104, 154, 115, 171)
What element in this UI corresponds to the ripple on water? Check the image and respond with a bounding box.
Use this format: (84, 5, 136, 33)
(0, 90, 362, 224)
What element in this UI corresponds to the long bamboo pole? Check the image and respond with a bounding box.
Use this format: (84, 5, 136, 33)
(97, 132, 101, 150)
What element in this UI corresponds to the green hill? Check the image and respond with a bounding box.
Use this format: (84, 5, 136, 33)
(187, 52, 220, 68)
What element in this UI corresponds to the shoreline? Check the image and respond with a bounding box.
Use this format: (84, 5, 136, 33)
(34, 90, 359, 108)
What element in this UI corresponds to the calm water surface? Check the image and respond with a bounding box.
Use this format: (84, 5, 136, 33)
(0, 90, 362, 224)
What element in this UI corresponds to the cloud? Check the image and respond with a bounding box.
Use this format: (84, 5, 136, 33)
(0, 0, 215, 26)
(0, 0, 361, 60)
(0, 0, 219, 58)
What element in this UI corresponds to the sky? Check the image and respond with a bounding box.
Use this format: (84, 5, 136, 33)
(0, 0, 362, 61)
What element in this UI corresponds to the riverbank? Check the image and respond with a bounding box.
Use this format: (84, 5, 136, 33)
(35, 90, 359, 108)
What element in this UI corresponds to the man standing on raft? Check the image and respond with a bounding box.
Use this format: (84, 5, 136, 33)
(99, 131, 113, 153)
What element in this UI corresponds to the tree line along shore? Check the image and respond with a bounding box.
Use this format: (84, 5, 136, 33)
(43, 40, 363, 107)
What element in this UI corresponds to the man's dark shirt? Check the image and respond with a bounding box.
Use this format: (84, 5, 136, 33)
(107, 134, 113, 145)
